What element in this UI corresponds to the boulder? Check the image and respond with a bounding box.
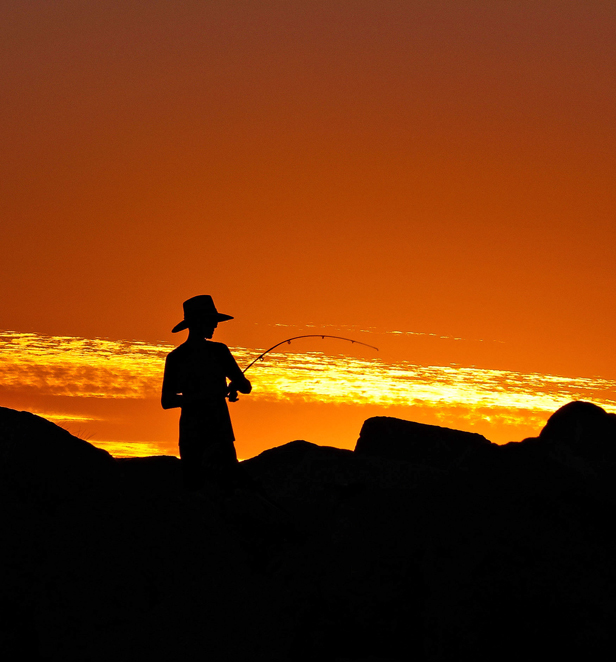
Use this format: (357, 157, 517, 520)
(539, 400, 616, 460)
(355, 416, 491, 469)
(0, 406, 117, 506)
(116, 455, 183, 497)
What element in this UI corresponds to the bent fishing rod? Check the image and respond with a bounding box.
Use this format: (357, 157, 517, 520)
(228, 334, 379, 401)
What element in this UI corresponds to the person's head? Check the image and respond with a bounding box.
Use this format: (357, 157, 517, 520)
(172, 295, 233, 336)
(187, 317, 218, 339)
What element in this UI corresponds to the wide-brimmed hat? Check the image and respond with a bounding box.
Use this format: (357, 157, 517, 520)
(172, 295, 233, 333)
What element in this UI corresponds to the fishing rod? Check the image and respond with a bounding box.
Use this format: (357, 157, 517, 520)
(242, 334, 378, 373)
(228, 334, 379, 401)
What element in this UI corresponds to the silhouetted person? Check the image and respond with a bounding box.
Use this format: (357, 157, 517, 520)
(161, 295, 251, 491)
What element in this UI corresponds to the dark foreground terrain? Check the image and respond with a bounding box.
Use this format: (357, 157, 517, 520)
(2, 401, 616, 660)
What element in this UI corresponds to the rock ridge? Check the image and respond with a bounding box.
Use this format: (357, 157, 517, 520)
(1, 400, 616, 660)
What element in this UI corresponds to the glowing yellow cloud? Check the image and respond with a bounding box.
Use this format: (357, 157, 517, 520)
(1, 330, 614, 426)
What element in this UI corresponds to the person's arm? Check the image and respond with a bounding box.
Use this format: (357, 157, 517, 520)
(232, 377, 252, 394)
(224, 347, 252, 395)
(161, 355, 183, 409)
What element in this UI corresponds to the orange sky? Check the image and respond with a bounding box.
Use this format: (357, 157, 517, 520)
(1, 2, 615, 457)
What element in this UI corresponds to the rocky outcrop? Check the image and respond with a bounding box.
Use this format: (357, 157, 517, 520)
(0, 406, 117, 507)
(539, 399, 616, 459)
(2, 401, 616, 661)
(356, 415, 491, 467)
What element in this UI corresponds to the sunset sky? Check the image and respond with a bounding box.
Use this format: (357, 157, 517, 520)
(2, 1, 615, 458)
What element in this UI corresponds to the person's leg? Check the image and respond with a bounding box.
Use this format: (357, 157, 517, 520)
(179, 434, 204, 490)
(201, 440, 239, 491)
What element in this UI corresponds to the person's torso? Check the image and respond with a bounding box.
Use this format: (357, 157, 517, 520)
(169, 341, 230, 400)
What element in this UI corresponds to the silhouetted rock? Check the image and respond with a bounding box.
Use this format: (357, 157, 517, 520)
(539, 400, 616, 460)
(355, 416, 491, 468)
(3, 402, 616, 661)
(0, 406, 117, 507)
(116, 455, 183, 496)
